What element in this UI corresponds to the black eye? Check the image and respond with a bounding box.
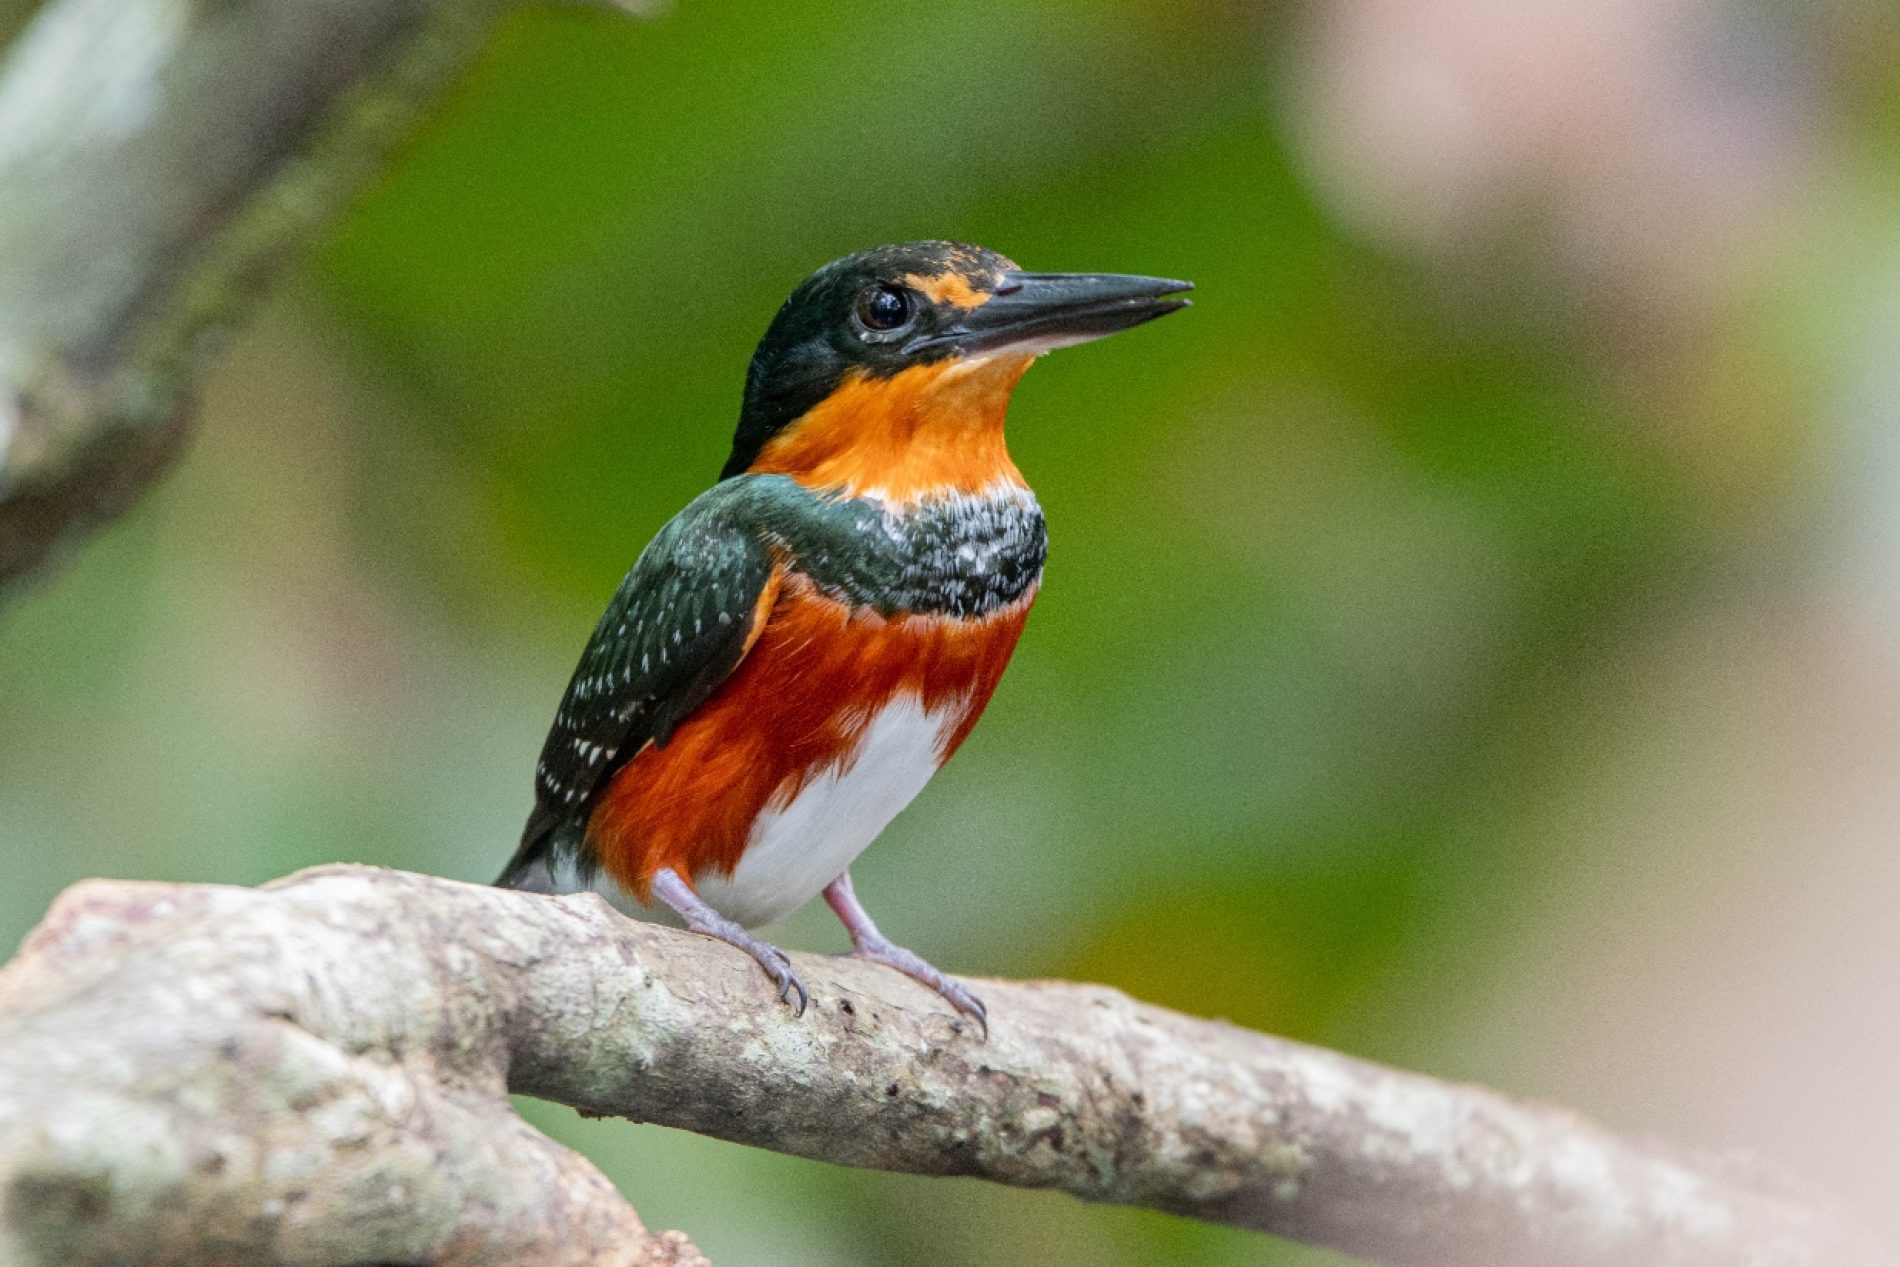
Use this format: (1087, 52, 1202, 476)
(854, 284, 913, 333)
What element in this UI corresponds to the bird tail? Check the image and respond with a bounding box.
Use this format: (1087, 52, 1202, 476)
(495, 810, 582, 891)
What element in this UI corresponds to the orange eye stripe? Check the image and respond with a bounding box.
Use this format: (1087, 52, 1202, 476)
(901, 271, 994, 311)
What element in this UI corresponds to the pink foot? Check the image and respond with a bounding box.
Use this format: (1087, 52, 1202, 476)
(824, 871, 986, 1033)
(652, 868, 808, 1015)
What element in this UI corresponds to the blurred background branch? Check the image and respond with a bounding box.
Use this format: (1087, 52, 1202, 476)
(0, 866, 1881, 1267)
(0, 0, 640, 595)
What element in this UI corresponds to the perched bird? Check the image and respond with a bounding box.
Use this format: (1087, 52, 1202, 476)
(498, 241, 1190, 1024)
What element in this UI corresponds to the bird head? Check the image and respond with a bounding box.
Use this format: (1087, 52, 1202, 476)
(725, 241, 1191, 500)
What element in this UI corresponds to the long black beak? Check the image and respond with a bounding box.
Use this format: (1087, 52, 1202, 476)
(905, 272, 1193, 357)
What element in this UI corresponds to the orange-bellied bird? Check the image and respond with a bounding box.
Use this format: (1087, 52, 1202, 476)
(498, 241, 1190, 1024)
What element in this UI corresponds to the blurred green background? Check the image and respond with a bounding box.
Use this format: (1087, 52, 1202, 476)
(6, 1, 1900, 1262)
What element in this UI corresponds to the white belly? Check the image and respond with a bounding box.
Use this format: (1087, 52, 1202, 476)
(585, 693, 957, 929)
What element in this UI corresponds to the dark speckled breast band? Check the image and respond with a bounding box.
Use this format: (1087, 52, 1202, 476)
(725, 475, 1047, 619)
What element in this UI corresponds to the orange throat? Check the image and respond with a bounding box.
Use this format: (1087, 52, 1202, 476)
(747, 353, 1034, 502)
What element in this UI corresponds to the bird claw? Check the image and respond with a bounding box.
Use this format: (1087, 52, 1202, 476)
(939, 980, 988, 1031)
(649, 869, 808, 1015)
(769, 958, 809, 1016)
(847, 936, 987, 1036)
(683, 918, 807, 1016)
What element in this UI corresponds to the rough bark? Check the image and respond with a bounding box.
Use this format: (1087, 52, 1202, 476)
(0, 865, 1881, 1267)
(0, 0, 640, 595)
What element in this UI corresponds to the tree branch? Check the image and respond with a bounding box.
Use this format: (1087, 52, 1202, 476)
(0, 0, 642, 596)
(0, 866, 1880, 1267)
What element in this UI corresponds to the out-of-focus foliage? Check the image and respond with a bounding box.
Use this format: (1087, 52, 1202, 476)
(4, 1, 1898, 1263)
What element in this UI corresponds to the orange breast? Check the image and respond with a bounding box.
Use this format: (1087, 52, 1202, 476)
(586, 573, 1032, 899)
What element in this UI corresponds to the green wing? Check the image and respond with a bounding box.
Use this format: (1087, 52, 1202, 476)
(499, 491, 776, 888)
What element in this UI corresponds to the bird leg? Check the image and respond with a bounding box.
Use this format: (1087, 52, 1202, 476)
(823, 870, 986, 1031)
(650, 867, 808, 1015)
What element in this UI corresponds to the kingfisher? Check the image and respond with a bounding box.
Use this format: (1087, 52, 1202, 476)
(498, 241, 1190, 1025)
